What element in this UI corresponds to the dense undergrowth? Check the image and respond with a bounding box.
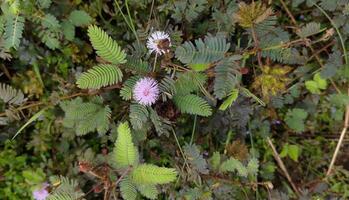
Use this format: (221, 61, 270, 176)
(1, 0, 349, 199)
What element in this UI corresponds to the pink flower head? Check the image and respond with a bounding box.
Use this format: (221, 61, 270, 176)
(33, 183, 49, 200)
(133, 77, 159, 106)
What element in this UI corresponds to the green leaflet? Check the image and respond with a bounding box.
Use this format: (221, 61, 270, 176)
(113, 122, 139, 169)
(219, 89, 239, 111)
(130, 164, 177, 185)
(173, 94, 212, 116)
(120, 177, 137, 200)
(136, 184, 158, 200)
(305, 73, 328, 94)
(175, 35, 230, 71)
(0, 83, 26, 105)
(76, 64, 123, 89)
(88, 25, 127, 64)
(4, 14, 24, 49)
(60, 97, 111, 135)
(68, 10, 92, 27)
(285, 108, 308, 132)
(220, 157, 248, 177)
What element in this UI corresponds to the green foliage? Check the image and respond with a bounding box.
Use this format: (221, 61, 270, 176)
(120, 76, 140, 101)
(184, 144, 209, 174)
(219, 89, 239, 111)
(297, 22, 322, 38)
(149, 108, 171, 136)
(305, 73, 328, 94)
(87, 25, 127, 64)
(159, 76, 177, 101)
(4, 14, 24, 49)
(76, 64, 123, 89)
(68, 10, 92, 27)
(129, 103, 149, 130)
(220, 158, 248, 177)
(164, 0, 208, 23)
(280, 143, 301, 162)
(120, 177, 138, 200)
(130, 164, 177, 185)
(214, 56, 241, 99)
(173, 94, 212, 116)
(0, 141, 33, 199)
(175, 71, 207, 95)
(0, 83, 26, 105)
(125, 56, 151, 74)
(60, 97, 111, 135)
(209, 152, 221, 171)
(112, 122, 139, 169)
(175, 35, 230, 71)
(3, 0, 349, 199)
(47, 176, 85, 200)
(285, 108, 308, 132)
(136, 184, 158, 200)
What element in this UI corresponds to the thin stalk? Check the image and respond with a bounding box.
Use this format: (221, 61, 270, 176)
(125, 0, 139, 43)
(114, 0, 139, 43)
(152, 53, 158, 72)
(189, 115, 197, 145)
(171, 129, 190, 170)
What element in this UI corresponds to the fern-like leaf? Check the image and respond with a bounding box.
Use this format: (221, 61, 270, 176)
(88, 25, 126, 64)
(129, 103, 149, 130)
(125, 56, 151, 74)
(60, 97, 111, 135)
(159, 76, 176, 101)
(76, 64, 123, 89)
(130, 164, 177, 185)
(214, 56, 241, 99)
(120, 177, 137, 200)
(175, 71, 207, 95)
(136, 184, 158, 200)
(175, 35, 230, 71)
(297, 22, 321, 38)
(112, 122, 139, 169)
(4, 14, 24, 49)
(0, 83, 26, 105)
(173, 94, 212, 116)
(120, 76, 140, 101)
(48, 176, 85, 200)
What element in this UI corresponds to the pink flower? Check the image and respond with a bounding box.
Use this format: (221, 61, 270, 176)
(133, 77, 159, 106)
(33, 183, 49, 200)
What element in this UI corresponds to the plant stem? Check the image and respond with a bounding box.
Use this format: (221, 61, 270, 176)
(189, 115, 197, 145)
(266, 137, 300, 197)
(327, 89, 349, 176)
(171, 129, 190, 170)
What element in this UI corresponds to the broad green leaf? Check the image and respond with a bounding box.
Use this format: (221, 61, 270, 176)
(288, 144, 300, 162)
(285, 108, 308, 132)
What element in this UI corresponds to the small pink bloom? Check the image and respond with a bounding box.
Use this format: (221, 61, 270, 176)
(33, 183, 49, 200)
(133, 77, 159, 106)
